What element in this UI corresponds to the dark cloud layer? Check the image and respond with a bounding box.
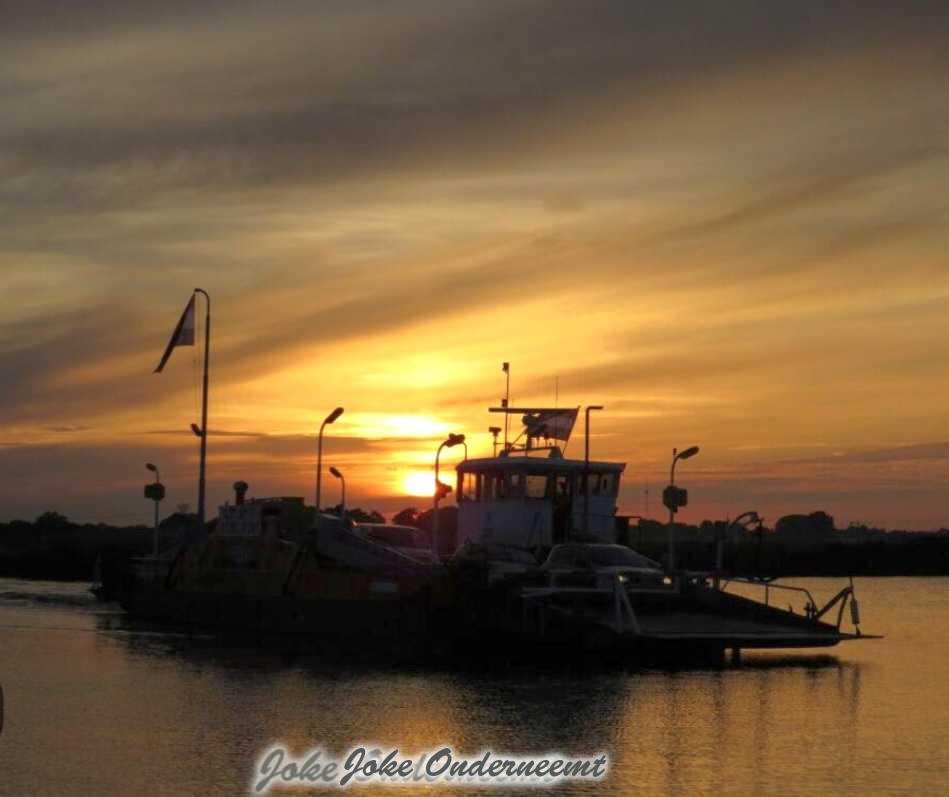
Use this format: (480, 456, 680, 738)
(0, 303, 158, 425)
(5, 2, 949, 194)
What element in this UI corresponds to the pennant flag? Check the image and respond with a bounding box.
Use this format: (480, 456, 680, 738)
(521, 408, 578, 442)
(154, 294, 196, 373)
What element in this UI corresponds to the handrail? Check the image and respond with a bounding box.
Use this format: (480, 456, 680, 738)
(522, 575, 642, 635)
(720, 576, 817, 610)
(613, 574, 641, 634)
(720, 576, 861, 632)
(813, 586, 854, 629)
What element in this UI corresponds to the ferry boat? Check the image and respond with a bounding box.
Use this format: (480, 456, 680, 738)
(116, 402, 877, 664)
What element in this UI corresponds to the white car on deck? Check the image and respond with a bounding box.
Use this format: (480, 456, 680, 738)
(541, 543, 665, 589)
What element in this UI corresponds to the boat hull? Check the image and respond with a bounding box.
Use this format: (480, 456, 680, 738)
(116, 560, 860, 664)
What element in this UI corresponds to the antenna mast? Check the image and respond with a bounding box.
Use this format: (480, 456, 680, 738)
(502, 362, 510, 452)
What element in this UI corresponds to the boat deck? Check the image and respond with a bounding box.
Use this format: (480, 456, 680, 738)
(512, 577, 880, 652)
(635, 610, 862, 648)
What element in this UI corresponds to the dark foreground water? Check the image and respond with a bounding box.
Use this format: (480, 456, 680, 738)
(0, 577, 946, 796)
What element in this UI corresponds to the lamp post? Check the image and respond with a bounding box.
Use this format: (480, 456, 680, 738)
(583, 405, 604, 536)
(329, 466, 346, 519)
(145, 463, 163, 557)
(316, 407, 344, 518)
(433, 433, 465, 558)
(666, 445, 700, 573)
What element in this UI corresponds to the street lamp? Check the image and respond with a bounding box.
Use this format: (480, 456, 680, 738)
(329, 466, 346, 519)
(144, 463, 163, 557)
(316, 406, 344, 518)
(583, 405, 604, 536)
(666, 446, 700, 573)
(433, 433, 465, 558)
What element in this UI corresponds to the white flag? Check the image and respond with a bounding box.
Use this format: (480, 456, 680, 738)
(154, 295, 195, 373)
(522, 408, 578, 442)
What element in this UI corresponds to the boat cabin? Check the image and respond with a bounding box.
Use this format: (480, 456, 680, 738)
(216, 481, 307, 539)
(455, 450, 625, 551)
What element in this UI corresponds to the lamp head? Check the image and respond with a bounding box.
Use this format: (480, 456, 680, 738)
(325, 406, 344, 425)
(146, 463, 157, 472)
(329, 466, 342, 479)
(446, 433, 466, 447)
(588, 405, 604, 411)
(678, 445, 700, 460)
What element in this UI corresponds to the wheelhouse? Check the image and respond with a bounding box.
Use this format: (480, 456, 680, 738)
(455, 451, 625, 551)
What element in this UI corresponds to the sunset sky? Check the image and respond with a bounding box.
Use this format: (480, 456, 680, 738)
(2, 1, 948, 529)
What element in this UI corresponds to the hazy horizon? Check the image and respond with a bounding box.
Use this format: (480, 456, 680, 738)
(3, 2, 949, 529)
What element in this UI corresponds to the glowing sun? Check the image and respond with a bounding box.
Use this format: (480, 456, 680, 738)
(402, 471, 435, 497)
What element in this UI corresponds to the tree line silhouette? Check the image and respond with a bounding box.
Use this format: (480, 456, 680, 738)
(1, 508, 947, 581)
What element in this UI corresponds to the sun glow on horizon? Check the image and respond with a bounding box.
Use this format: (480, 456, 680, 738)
(402, 470, 436, 497)
(346, 413, 452, 440)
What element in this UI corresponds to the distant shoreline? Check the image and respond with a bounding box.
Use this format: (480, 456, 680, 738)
(3, 512, 947, 582)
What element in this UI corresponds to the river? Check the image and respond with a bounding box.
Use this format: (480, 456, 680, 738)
(0, 576, 946, 796)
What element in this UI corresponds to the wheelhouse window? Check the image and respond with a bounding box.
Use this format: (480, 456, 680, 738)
(584, 472, 619, 496)
(493, 472, 508, 500)
(525, 474, 548, 499)
(554, 474, 571, 499)
(460, 471, 478, 501)
(601, 472, 618, 496)
(478, 471, 508, 501)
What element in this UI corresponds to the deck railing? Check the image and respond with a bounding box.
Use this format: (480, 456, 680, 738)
(719, 575, 861, 633)
(521, 574, 644, 635)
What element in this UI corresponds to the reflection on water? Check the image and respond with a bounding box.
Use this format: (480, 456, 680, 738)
(0, 578, 947, 796)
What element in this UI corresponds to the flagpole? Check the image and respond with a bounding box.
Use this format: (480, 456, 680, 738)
(195, 288, 210, 530)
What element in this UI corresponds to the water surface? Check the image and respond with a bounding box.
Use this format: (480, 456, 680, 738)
(0, 577, 946, 796)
